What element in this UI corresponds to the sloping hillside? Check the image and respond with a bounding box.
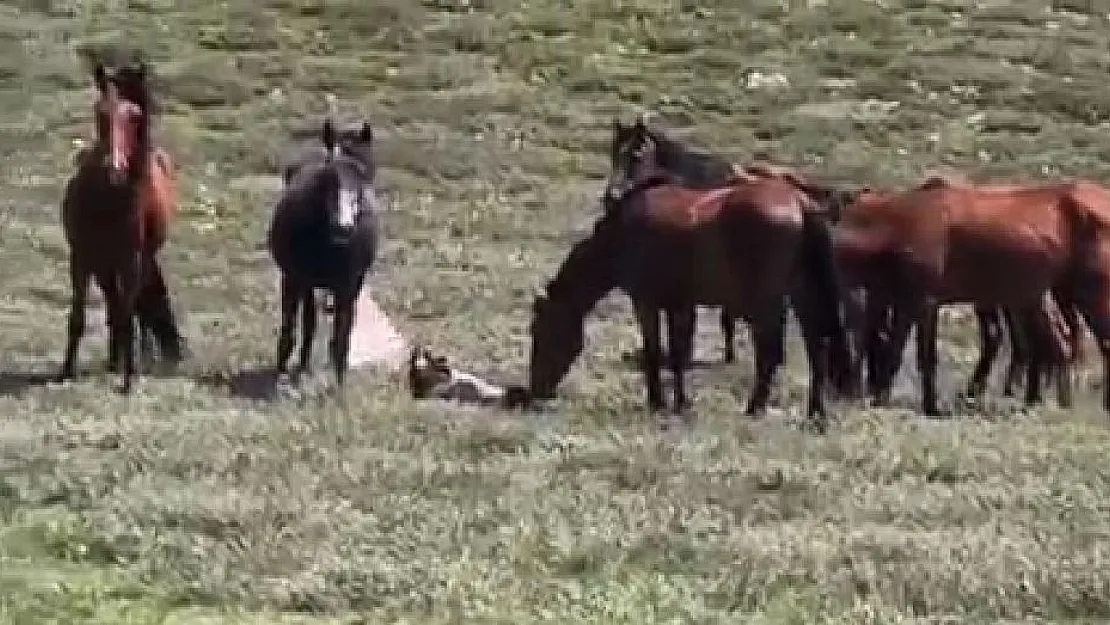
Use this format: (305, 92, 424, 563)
(1, 1, 1109, 622)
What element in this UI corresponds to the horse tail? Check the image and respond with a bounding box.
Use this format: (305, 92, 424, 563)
(135, 257, 186, 363)
(799, 203, 855, 396)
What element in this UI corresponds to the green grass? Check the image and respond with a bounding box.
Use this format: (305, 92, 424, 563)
(2, 0, 1110, 622)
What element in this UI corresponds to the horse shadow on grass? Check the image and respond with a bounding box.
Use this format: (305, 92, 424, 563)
(0, 371, 56, 398)
(616, 350, 721, 371)
(195, 367, 284, 401)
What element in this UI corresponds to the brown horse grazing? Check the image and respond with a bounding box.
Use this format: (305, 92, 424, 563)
(529, 173, 854, 427)
(59, 61, 185, 392)
(833, 177, 1110, 416)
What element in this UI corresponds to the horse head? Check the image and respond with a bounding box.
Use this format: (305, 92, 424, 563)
(528, 221, 621, 399)
(606, 114, 665, 202)
(318, 118, 378, 243)
(528, 290, 587, 400)
(92, 62, 149, 186)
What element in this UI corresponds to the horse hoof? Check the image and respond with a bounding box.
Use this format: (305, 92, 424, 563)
(804, 415, 829, 435)
(503, 385, 532, 409)
(744, 404, 764, 418)
(924, 406, 951, 419)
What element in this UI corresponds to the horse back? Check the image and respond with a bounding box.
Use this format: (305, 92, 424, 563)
(639, 178, 806, 231)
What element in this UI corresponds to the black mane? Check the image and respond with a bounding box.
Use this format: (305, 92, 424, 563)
(642, 128, 735, 188)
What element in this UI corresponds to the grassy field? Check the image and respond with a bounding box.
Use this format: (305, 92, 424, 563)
(2, 0, 1110, 622)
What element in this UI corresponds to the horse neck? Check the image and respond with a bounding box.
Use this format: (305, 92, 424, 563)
(546, 227, 619, 317)
(652, 134, 687, 170)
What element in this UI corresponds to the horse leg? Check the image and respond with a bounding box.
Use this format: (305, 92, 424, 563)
(791, 296, 832, 426)
(1055, 294, 1081, 409)
(1001, 307, 1029, 398)
(864, 296, 895, 404)
(840, 286, 868, 400)
(666, 306, 696, 414)
(967, 305, 1002, 399)
(873, 298, 916, 408)
(276, 274, 300, 376)
(99, 274, 123, 374)
(1074, 299, 1110, 414)
(721, 306, 736, 363)
(745, 303, 787, 417)
(915, 300, 944, 416)
(58, 259, 92, 381)
(1014, 304, 1049, 407)
(632, 301, 665, 412)
(115, 253, 142, 394)
(136, 254, 185, 367)
(297, 287, 317, 374)
(329, 287, 356, 389)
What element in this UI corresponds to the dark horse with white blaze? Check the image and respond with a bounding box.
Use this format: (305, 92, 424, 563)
(59, 60, 186, 392)
(267, 118, 380, 387)
(528, 173, 855, 427)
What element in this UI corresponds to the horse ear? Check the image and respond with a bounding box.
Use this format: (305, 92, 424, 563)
(358, 121, 373, 143)
(322, 118, 337, 153)
(93, 63, 108, 92)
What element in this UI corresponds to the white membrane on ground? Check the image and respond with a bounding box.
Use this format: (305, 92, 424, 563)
(272, 275, 408, 371)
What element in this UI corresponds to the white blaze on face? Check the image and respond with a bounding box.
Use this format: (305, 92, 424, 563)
(337, 186, 359, 228)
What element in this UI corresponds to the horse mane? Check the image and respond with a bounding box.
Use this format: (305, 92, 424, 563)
(645, 128, 728, 168)
(918, 169, 969, 190)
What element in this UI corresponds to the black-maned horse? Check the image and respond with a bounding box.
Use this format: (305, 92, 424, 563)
(267, 118, 380, 388)
(280, 118, 376, 315)
(606, 117, 743, 362)
(606, 118, 864, 397)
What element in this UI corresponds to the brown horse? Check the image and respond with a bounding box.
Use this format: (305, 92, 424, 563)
(847, 179, 1083, 408)
(529, 172, 854, 427)
(832, 177, 1110, 415)
(605, 118, 864, 378)
(59, 61, 184, 392)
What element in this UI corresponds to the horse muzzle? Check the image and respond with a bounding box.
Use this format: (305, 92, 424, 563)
(606, 183, 628, 202)
(103, 162, 129, 186)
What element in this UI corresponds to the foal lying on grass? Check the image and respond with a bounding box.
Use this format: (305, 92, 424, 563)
(408, 346, 530, 408)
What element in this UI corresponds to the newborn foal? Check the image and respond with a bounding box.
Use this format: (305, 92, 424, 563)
(408, 346, 529, 407)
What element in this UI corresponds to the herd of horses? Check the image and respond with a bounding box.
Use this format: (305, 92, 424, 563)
(528, 117, 1106, 431)
(55, 59, 1110, 432)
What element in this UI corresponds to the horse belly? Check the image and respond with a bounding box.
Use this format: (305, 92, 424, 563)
(939, 227, 1064, 304)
